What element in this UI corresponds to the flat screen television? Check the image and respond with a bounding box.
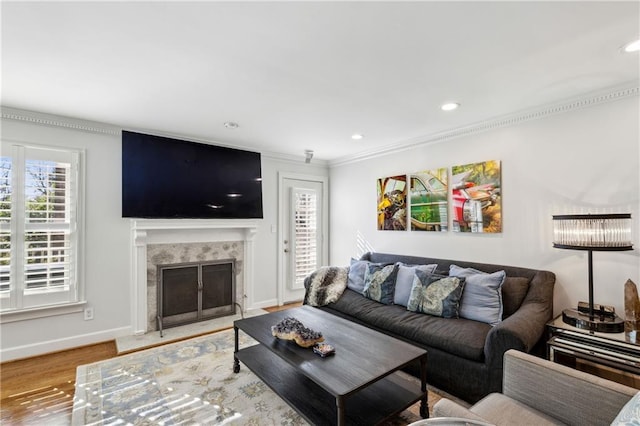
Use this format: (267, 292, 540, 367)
(122, 131, 263, 219)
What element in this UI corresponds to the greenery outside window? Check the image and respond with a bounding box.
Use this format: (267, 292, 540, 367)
(0, 144, 83, 314)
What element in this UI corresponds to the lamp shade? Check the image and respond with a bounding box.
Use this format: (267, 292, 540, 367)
(552, 213, 633, 251)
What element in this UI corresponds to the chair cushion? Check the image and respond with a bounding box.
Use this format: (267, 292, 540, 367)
(471, 393, 562, 426)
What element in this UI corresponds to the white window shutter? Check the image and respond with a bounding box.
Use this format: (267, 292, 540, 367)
(292, 188, 318, 289)
(1, 145, 81, 312)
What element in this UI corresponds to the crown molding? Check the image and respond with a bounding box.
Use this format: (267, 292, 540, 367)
(328, 83, 640, 168)
(1, 106, 121, 136)
(1, 106, 327, 165)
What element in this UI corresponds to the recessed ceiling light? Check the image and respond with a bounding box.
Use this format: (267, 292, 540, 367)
(224, 121, 239, 129)
(441, 103, 460, 111)
(351, 134, 364, 140)
(622, 39, 640, 53)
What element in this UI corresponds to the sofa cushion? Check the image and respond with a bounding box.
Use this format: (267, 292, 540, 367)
(407, 271, 465, 318)
(327, 289, 491, 361)
(362, 263, 398, 305)
(451, 265, 506, 326)
(502, 276, 530, 318)
(394, 262, 438, 306)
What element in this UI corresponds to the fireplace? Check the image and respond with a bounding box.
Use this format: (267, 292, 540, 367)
(157, 259, 236, 336)
(130, 219, 257, 335)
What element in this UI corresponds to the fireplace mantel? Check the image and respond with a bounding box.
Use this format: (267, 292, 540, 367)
(130, 219, 258, 334)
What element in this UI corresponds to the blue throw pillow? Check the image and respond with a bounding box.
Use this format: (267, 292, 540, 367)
(347, 258, 369, 293)
(393, 263, 438, 307)
(407, 271, 465, 318)
(450, 264, 506, 326)
(362, 263, 399, 305)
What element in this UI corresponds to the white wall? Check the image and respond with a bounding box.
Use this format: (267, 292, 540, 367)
(0, 110, 329, 361)
(329, 95, 640, 318)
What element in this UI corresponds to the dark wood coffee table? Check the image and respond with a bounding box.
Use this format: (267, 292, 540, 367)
(233, 305, 428, 425)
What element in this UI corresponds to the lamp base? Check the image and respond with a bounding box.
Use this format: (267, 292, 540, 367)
(562, 308, 625, 333)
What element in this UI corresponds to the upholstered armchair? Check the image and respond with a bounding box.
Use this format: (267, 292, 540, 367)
(432, 349, 638, 426)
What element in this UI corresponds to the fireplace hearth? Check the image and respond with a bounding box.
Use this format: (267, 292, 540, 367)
(157, 259, 236, 336)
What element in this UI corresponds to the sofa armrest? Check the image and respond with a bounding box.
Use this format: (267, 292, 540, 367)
(433, 398, 493, 423)
(485, 300, 549, 364)
(485, 270, 555, 366)
(502, 349, 637, 425)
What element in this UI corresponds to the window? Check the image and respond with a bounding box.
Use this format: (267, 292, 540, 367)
(293, 188, 319, 289)
(0, 144, 83, 313)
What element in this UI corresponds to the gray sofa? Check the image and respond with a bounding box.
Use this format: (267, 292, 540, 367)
(311, 252, 556, 403)
(433, 349, 638, 425)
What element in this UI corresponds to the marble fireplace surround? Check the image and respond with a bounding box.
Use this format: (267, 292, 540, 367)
(130, 220, 257, 335)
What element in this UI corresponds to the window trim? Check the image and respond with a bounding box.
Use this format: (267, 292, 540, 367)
(0, 301, 86, 323)
(0, 141, 85, 321)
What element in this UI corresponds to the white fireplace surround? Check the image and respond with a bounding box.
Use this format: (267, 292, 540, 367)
(130, 219, 257, 335)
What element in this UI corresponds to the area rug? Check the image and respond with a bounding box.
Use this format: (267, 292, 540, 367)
(73, 329, 449, 425)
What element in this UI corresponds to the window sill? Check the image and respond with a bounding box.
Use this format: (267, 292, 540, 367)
(0, 301, 86, 324)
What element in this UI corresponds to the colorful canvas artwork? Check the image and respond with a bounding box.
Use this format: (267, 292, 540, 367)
(377, 175, 407, 230)
(451, 160, 502, 233)
(409, 168, 448, 232)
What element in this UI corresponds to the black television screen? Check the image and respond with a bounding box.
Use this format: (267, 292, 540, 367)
(122, 131, 263, 219)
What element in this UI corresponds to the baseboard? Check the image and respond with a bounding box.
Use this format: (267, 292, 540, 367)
(249, 299, 279, 310)
(0, 326, 132, 362)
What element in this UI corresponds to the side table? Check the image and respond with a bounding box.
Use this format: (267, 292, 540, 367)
(546, 315, 640, 388)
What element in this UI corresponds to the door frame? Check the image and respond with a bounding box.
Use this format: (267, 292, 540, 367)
(277, 172, 329, 306)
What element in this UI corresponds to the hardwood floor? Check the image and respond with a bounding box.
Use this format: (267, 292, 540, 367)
(0, 303, 301, 425)
(0, 341, 117, 425)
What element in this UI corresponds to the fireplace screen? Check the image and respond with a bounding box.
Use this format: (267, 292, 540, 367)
(157, 259, 235, 335)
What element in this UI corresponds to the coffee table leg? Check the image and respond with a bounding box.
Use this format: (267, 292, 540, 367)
(336, 395, 345, 426)
(233, 326, 240, 373)
(419, 355, 429, 418)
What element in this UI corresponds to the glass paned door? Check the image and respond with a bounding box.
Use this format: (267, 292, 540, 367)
(280, 175, 325, 304)
(290, 187, 319, 290)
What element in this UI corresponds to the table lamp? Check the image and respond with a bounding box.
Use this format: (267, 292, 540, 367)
(553, 213, 633, 333)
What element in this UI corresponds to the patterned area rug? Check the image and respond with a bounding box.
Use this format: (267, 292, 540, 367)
(72, 329, 446, 425)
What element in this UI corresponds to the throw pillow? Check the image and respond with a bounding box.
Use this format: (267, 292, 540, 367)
(450, 265, 506, 326)
(406, 270, 465, 318)
(362, 263, 399, 305)
(502, 276, 530, 318)
(393, 262, 438, 307)
(347, 258, 369, 293)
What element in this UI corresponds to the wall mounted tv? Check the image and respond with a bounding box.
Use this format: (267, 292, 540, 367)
(122, 131, 263, 219)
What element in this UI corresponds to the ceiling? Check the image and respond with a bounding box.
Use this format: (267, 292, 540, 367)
(2, 1, 639, 163)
